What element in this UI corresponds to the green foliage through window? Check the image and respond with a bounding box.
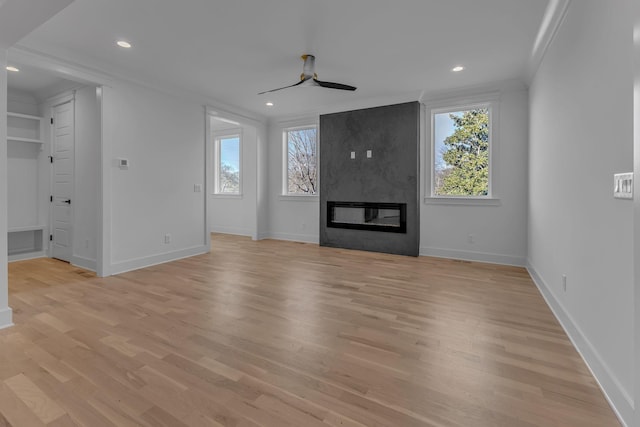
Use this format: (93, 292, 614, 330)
(434, 108, 489, 196)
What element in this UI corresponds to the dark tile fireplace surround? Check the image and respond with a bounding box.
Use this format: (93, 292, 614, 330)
(319, 102, 420, 256)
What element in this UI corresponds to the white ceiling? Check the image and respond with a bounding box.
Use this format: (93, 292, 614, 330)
(6, 62, 78, 100)
(13, 0, 549, 118)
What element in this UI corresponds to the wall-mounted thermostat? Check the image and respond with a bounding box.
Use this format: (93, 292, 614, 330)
(118, 158, 129, 169)
(614, 172, 633, 199)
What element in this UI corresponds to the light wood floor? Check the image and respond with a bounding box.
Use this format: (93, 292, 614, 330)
(1, 234, 620, 427)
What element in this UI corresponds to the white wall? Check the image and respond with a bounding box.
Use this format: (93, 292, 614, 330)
(209, 124, 257, 237)
(103, 80, 207, 275)
(0, 48, 12, 329)
(7, 89, 38, 115)
(6, 142, 39, 229)
(528, 0, 634, 424)
(7, 91, 41, 237)
(420, 84, 529, 265)
(72, 86, 99, 269)
(633, 1, 640, 423)
(7, 91, 40, 232)
(266, 118, 319, 243)
(256, 124, 269, 240)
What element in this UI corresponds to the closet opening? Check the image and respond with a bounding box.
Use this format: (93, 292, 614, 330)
(6, 60, 102, 273)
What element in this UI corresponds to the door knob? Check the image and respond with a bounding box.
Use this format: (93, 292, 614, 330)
(62, 199, 71, 205)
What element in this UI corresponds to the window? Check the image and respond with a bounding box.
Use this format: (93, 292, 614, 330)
(215, 134, 241, 194)
(431, 104, 492, 198)
(284, 125, 317, 195)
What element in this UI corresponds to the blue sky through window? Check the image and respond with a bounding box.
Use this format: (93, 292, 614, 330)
(220, 137, 240, 171)
(434, 112, 457, 173)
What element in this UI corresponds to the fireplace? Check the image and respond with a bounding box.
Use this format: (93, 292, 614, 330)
(319, 101, 419, 256)
(327, 202, 406, 233)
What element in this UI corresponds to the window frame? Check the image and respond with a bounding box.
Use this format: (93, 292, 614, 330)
(281, 123, 319, 198)
(213, 130, 243, 197)
(425, 95, 500, 205)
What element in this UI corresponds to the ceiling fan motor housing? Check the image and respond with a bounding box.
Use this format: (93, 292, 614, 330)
(301, 54, 316, 80)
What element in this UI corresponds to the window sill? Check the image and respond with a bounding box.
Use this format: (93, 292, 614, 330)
(424, 197, 501, 206)
(212, 194, 243, 199)
(278, 195, 319, 202)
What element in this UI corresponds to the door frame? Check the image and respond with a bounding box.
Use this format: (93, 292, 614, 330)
(48, 93, 75, 261)
(8, 47, 113, 276)
(205, 106, 267, 242)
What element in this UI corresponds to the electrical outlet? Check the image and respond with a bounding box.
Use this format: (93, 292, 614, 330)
(562, 274, 567, 292)
(164, 234, 171, 244)
(467, 233, 475, 244)
(84, 239, 89, 249)
(117, 158, 129, 169)
(194, 184, 202, 193)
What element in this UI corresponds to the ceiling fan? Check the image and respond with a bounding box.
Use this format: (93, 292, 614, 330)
(258, 54, 357, 95)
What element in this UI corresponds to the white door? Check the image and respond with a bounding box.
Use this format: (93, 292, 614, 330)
(51, 100, 74, 262)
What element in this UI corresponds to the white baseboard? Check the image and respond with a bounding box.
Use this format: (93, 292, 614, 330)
(267, 232, 319, 244)
(0, 307, 13, 330)
(71, 255, 97, 272)
(8, 251, 47, 262)
(527, 262, 633, 427)
(419, 246, 526, 267)
(210, 225, 254, 237)
(110, 245, 209, 275)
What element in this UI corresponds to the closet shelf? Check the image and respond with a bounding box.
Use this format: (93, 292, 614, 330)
(8, 225, 46, 233)
(7, 112, 43, 121)
(7, 136, 43, 144)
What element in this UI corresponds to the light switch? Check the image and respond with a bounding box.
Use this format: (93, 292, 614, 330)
(366, 150, 372, 158)
(614, 172, 633, 199)
(350, 151, 356, 159)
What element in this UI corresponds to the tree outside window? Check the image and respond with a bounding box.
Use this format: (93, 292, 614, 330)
(216, 135, 241, 194)
(433, 107, 490, 196)
(285, 126, 317, 195)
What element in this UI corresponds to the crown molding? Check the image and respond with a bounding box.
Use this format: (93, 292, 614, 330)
(9, 45, 114, 86)
(527, 0, 572, 84)
(10, 45, 267, 126)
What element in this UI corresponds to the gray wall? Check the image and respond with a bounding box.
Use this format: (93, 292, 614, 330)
(319, 102, 419, 256)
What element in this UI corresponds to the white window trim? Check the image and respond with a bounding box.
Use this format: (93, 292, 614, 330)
(424, 94, 500, 205)
(213, 130, 243, 196)
(281, 121, 319, 198)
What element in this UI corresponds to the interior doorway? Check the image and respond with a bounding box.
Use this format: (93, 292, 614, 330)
(207, 113, 260, 243)
(6, 58, 101, 272)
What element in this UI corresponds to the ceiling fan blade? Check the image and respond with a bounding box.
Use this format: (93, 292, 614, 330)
(313, 79, 357, 91)
(258, 79, 304, 95)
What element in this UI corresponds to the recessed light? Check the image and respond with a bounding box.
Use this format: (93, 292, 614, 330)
(266, 102, 274, 107)
(116, 40, 132, 48)
(452, 66, 465, 72)
(6, 66, 19, 72)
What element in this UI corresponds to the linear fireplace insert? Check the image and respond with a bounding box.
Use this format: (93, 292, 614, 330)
(327, 202, 407, 233)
